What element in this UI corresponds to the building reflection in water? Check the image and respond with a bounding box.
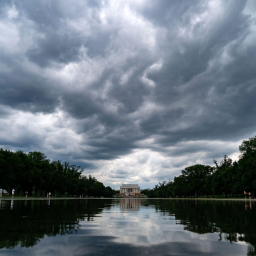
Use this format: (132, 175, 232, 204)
(0, 199, 255, 255)
(119, 199, 141, 211)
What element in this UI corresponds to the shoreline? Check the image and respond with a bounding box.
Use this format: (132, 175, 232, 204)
(0, 197, 255, 201)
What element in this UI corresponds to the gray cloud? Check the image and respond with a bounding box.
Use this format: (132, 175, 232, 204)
(0, 0, 255, 188)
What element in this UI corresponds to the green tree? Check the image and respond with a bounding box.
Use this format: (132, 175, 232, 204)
(181, 164, 213, 197)
(238, 136, 256, 193)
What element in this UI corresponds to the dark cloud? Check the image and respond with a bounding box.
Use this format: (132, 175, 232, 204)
(0, 0, 255, 187)
(0, 63, 60, 113)
(109, 169, 131, 179)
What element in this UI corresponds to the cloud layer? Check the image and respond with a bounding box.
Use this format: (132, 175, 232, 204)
(1, 0, 256, 188)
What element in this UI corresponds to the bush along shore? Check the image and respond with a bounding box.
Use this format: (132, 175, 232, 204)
(0, 150, 118, 198)
(142, 136, 256, 199)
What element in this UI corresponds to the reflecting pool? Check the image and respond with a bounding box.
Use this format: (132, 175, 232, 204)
(0, 199, 255, 255)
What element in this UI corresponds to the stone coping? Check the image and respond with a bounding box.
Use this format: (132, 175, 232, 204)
(0, 197, 255, 201)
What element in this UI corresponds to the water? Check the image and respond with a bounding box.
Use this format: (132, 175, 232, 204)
(0, 199, 255, 255)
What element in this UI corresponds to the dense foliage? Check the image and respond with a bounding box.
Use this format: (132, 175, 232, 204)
(143, 136, 256, 198)
(0, 150, 117, 197)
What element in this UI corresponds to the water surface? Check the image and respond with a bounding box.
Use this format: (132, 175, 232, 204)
(0, 199, 255, 255)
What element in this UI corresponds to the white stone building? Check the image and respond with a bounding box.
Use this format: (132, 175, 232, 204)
(120, 184, 140, 195)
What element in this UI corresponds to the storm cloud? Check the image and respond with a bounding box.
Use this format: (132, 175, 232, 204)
(1, 0, 256, 188)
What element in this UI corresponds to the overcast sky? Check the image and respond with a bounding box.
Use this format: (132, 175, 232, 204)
(1, 0, 256, 189)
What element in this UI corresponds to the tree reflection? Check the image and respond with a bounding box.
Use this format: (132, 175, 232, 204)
(147, 199, 256, 256)
(0, 199, 112, 249)
(0, 199, 256, 256)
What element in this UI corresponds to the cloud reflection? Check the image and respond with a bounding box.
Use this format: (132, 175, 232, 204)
(0, 199, 254, 256)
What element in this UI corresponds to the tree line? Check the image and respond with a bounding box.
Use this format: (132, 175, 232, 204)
(143, 136, 256, 198)
(0, 150, 118, 197)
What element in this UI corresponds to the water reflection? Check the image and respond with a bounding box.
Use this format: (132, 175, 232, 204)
(119, 199, 140, 211)
(10, 199, 13, 210)
(0, 199, 255, 256)
(245, 200, 252, 210)
(0, 199, 112, 249)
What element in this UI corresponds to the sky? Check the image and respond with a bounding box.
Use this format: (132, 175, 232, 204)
(1, 0, 256, 189)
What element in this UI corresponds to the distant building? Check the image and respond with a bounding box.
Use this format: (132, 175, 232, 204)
(120, 184, 140, 195)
